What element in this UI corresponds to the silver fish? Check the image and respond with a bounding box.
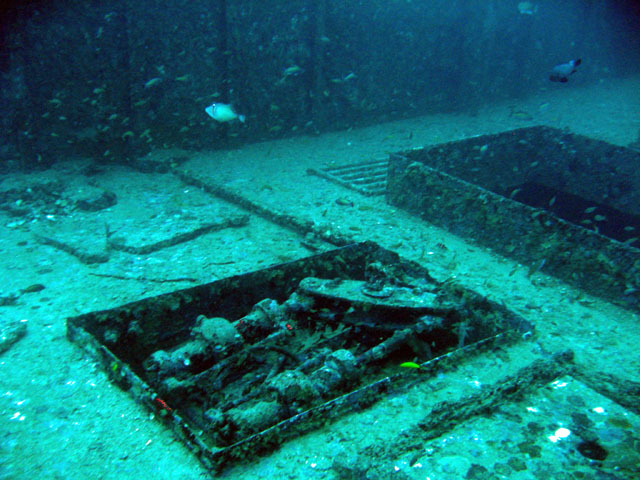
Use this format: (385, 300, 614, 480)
(205, 103, 246, 123)
(550, 59, 581, 83)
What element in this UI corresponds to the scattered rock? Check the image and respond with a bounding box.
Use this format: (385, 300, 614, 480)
(507, 456, 527, 472)
(0, 181, 68, 219)
(0, 318, 27, 354)
(331, 452, 371, 480)
(75, 189, 117, 212)
(465, 463, 490, 480)
(0, 293, 19, 306)
(438, 455, 472, 476)
(577, 439, 608, 461)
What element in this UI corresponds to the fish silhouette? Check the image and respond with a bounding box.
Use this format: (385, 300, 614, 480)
(550, 59, 581, 83)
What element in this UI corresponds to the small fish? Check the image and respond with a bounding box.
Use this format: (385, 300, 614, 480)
(335, 197, 354, 207)
(400, 361, 421, 369)
(205, 103, 246, 123)
(509, 188, 522, 199)
(283, 65, 303, 77)
(584, 206, 597, 214)
(527, 258, 546, 278)
(550, 59, 581, 83)
(21, 283, 46, 294)
(509, 105, 533, 120)
(144, 77, 163, 89)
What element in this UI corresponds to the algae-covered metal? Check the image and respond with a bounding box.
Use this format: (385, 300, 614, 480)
(67, 241, 532, 474)
(387, 126, 640, 308)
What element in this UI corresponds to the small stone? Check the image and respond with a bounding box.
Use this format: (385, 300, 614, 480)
(507, 456, 527, 471)
(465, 464, 490, 480)
(438, 455, 471, 476)
(493, 462, 511, 476)
(517, 440, 542, 458)
(0, 293, 19, 306)
(577, 440, 608, 461)
(0, 319, 28, 354)
(75, 189, 117, 212)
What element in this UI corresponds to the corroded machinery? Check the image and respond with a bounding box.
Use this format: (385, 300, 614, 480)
(67, 242, 533, 473)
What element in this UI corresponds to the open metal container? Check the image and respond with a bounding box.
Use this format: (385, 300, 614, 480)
(387, 126, 640, 308)
(67, 241, 532, 474)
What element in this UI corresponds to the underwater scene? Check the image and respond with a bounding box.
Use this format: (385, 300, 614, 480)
(1, 0, 640, 479)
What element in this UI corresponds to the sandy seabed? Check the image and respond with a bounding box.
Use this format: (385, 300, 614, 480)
(1, 76, 639, 479)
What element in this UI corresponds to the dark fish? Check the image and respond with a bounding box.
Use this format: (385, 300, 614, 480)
(550, 59, 581, 83)
(21, 283, 46, 294)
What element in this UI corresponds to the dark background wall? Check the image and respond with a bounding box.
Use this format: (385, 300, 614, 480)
(1, 0, 639, 170)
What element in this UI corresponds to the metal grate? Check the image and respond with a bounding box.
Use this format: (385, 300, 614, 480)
(308, 158, 388, 196)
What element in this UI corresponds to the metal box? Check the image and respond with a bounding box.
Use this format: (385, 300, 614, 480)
(67, 241, 532, 473)
(387, 126, 640, 307)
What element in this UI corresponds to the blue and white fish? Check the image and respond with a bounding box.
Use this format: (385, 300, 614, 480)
(205, 103, 246, 123)
(549, 59, 581, 83)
